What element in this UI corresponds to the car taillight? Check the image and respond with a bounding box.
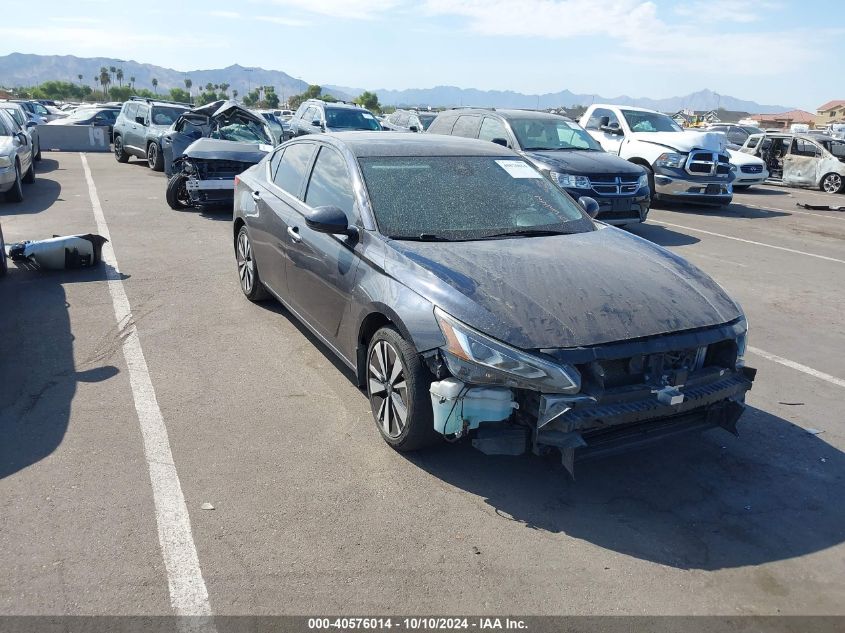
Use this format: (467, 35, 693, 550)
(234, 176, 240, 187)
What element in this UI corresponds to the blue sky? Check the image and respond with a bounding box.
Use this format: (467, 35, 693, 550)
(0, 0, 841, 109)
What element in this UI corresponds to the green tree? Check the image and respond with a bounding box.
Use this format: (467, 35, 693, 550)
(264, 86, 279, 109)
(130, 76, 136, 90)
(168, 88, 191, 103)
(109, 86, 133, 102)
(205, 82, 214, 92)
(77, 73, 83, 85)
(99, 67, 111, 99)
(219, 82, 230, 96)
(116, 68, 124, 87)
(354, 91, 381, 113)
(152, 78, 159, 94)
(232, 89, 238, 101)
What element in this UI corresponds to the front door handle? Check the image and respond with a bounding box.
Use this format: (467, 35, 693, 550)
(287, 226, 302, 243)
(251, 191, 261, 202)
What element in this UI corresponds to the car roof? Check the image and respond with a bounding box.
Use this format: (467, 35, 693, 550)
(306, 100, 368, 110)
(313, 131, 519, 158)
(437, 108, 572, 122)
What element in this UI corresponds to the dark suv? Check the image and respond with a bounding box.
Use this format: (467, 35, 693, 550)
(428, 108, 650, 225)
(113, 97, 189, 171)
(288, 99, 382, 137)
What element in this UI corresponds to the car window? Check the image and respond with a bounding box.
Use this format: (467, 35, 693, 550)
(418, 113, 436, 130)
(823, 140, 845, 159)
(325, 108, 381, 131)
(359, 156, 592, 240)
(272, 142, 315, 198)
(1, 107, 25, 126)
(151, 106, 186, 126)
(135, 104, 149, 123)
(0, 111, 11, 136)
(396, 112, 410, 127)
(746, 136, 761, 149)
(302, 107, 318, 123)
(621, 109, 683, 133)
(584, 108, 619, 130)
(123, 103, 138, 120)
(726, 127, 748, 145)
(305, 146, 356, 222)
(427, 114, 459, 135)
(451, 115, 482, 138)
(478, 117, 509, 143)
(791, 139, 820, 157)
(32, 103, 49, 116)
(269, 148, 284, 180)
(510, 118, 601, 151)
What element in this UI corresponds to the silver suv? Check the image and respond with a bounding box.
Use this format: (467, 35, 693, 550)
(113, 97, 189, 171)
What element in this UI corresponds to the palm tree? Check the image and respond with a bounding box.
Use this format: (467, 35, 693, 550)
(109, 66, 117, 82)
(205, 82, 214, 92)
(116, 68, 124, 88)
(232, 89, 238, 101)
(184, 78, 192, 93)
(130, 76, 136, 91)
(152, 78, 158, 94)
(99, 67, 111, 99)
(77, 73, 83, 85)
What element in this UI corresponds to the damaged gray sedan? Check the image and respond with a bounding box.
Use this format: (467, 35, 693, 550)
(233, 133, 755, 475)
(162, 100, 275, 210)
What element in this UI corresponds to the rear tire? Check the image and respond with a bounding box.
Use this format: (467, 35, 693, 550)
(235, 226, 269, 301)
(165, 174, 191, 210)
(5, 162, 23, 202)
(0, 223, 7, 277)
(820, 172, 844, 194)
(147, 142, 163, 171)
(33, 138, 42, 162)
(366, 327, 440, 452)
(733, 185, 750, 191)
(114, 136, 129, 163)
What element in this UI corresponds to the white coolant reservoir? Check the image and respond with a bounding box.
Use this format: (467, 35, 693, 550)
(429, 378, 518, 436)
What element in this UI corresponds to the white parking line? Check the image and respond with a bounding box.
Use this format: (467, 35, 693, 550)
(740, 202, 845, 221)
(749, 346, 845, 389)
(652, 220, 845, 264)
(80, 154, 215, 621)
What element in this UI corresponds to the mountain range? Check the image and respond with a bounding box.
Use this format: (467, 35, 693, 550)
(0, 53, 790, 114)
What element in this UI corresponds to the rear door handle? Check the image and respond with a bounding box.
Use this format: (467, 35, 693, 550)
(287, 226, 302, 243)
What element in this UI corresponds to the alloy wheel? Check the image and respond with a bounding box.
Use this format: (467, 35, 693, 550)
(114, 138, 123, 159)
(147, 144, 158, 169)
(367, 340, 409, 438)
(236, 231, 255, 295)
(823, 173, 842, 193)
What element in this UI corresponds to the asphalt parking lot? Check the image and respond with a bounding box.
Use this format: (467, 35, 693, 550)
(1, 152, 844, 617)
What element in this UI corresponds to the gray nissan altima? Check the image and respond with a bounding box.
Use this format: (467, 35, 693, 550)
(232, 132, 755, 474)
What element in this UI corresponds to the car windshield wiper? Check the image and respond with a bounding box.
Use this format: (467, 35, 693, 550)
(392, 233, 454, 242)
(482, 228, 575, 239)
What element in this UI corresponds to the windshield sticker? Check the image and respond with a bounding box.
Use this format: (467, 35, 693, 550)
(495, 160, 543, 179)
(361, 112, 375, 119)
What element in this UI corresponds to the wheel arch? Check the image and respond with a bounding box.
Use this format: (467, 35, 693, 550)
(355, 305, 415, 387)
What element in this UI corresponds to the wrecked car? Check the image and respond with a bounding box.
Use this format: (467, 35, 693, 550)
(740, 132, 845, 193)
(162, 101, 275, 210)
(233, 133, 756, 476)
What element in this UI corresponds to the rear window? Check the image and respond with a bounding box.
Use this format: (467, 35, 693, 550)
(359, 156, 591, 241)
(325, 108, 381, 131)
(510, 118, 602, 151)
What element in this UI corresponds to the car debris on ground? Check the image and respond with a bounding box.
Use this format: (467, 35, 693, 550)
(8, 233, 107, 269)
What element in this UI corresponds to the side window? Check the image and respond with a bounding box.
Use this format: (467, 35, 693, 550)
(135, 104, 149, 124)
(427, 114, 458, 135)
(396, 113, 410, 127)
(293, 103, 307, 119)
(791, 139, 820, 157)
(726, 127, 747, 145)
(478, 117, 509, 143)
(302, 107, 318, 123)
(269, 148, 284, 180)
(0, 112, 11, 136)
(123, 103, 138, 120)
(272, 142, 315, 197)
(305, 147, 356, 222)
(585, 108, 618, 130)
(451, 115, 482, 138)
(746, 136, 761, 150)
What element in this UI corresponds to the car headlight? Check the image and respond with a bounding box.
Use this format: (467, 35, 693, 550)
(655, 152, 687, 169)
(0, 156, 11, 168)
(434, 307, 581, 393)
(637, 173, 648, 188)
(550, 172, 591, 190)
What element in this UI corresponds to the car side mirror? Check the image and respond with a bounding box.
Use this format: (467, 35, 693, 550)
(491, 137, 509, 147)
(306, 206, 356, 237)
(26, 120, 38, 128)
(135, 116, 145, 125)
(17, 132, 28, 144)
(311, 119, 322, 127)
(600, 123, 622, 135)
(409, 125, 419, 133)
(599, 116, 610, 127)
(578, 196, 600, 219)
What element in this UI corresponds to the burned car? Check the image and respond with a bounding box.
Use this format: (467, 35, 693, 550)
(233, 133, 756, 476)
(740, 132, 845, 193)
(162, 101, 275, 210)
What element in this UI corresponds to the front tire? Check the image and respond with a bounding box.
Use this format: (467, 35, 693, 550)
(114, 136, 129, 163)
(165, 174, 191, 210)
(147, 142, 163, 171)
(22, 160, 35, 184)
(5, 162, 23, 202)
(235, 226, 269, 301)
(367, 327, 440, 452)
(821, 172, 844, 194)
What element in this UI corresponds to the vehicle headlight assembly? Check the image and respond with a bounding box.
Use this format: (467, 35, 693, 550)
(550, 172, 591, 190)
(0, 156, 11, 169)
(655, 152, 687, 169)
(434, 307, 581, 393)
(637, 172, 649, 188)
(735, 319, 748, 366)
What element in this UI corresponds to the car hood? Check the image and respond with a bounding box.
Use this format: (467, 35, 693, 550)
(523, 149, 645, 176)
(727, 148, 765, 165)
(184, 100, 267, 127)
(630, 130, 726, 153)
(182, 137, 271, 162)
(385, 227, 741, 350)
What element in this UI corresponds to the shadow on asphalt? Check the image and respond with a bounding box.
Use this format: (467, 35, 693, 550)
(669, 203, 790, 220)
(625, 223, 700, 246)
(0, 263, 126, 480)
(0, 173, 61, 217)
(737, 187, 790, 196)
(405, 405, 844, 571)
(34, 158, 61, 174)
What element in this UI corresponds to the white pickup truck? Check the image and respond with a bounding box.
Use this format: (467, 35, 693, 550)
(579, 104, 735, 205)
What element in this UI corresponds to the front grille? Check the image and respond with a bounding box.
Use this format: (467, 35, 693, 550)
(590, 175, 642, 196)
(686, 151, 732, 176)
(196, 160, 255, 179)
(741, 164, 763, 174)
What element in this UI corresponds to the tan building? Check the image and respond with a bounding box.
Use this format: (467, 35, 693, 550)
(815, 100, 845, 127)
(754, 109, 816, 129)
